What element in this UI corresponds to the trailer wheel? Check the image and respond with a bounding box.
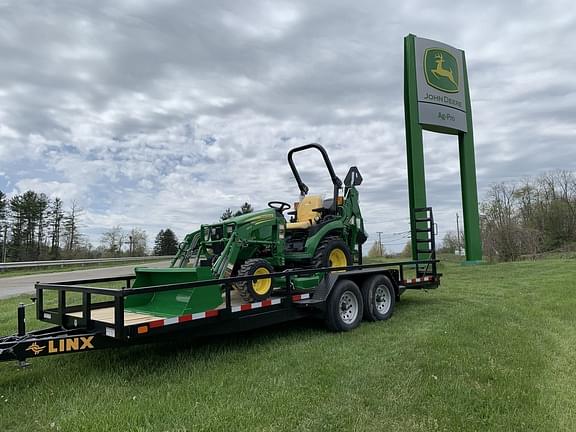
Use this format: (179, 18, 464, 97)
(325, 279, 363, 331)
(234, 259, 274, 302)
(361, 275, 395, 321)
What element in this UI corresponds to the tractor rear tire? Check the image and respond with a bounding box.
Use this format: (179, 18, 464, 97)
(233, 259, 274, 303)
(325, 279, 363, 331)
(313, 236, 352, 269)
(361, 275, 395, 321)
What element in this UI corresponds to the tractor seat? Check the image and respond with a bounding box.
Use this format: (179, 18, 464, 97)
(286, 195, 323, 230)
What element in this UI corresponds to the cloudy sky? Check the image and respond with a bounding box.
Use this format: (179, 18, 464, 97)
(1, 0, 575, 251)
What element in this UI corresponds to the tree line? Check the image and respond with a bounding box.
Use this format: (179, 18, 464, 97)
(0, 189, 86, 261)
(441, 170, 576, 261)
(0, 188, 182, 262)
(480, 170, 576, 261)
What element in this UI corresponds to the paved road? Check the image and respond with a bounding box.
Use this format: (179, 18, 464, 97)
(0, 261, 171, 299)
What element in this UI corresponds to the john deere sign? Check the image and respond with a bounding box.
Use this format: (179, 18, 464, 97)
(415, 37, 467, 133)
(404, 34, 482, 263)
(424, 48, 459, 92)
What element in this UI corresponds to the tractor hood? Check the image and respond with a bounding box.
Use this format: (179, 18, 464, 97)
(218, 208, 279, 226)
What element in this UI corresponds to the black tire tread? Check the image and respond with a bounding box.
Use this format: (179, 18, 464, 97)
(325, 279, 363, 332)
(361, 274, 395, 322)
(233, 258, 273, 303)
(312, 236, 352, 268)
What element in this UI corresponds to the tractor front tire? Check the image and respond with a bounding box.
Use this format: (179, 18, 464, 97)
(313, 236, 352, 269)
(234, 259, 274, 303)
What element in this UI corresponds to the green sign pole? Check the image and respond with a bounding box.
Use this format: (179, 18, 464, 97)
(404, 35, 428, 261)
(458, 51, 482, 262)
(403, 34, 482, 263)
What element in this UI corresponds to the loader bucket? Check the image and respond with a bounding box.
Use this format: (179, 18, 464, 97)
(125, 267, 223, 317)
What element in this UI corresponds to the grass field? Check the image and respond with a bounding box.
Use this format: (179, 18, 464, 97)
(0, 258, 575, 431)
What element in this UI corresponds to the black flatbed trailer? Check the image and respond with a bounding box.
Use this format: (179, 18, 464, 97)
(0, 208, 441, 367)
(0, 260, 439, 366)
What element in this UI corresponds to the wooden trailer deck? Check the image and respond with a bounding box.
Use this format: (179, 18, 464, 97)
(68, 308, 163, 326)
(68, 290, 257, 326)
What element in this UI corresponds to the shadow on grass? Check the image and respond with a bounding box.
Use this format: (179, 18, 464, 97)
(78, 295, 450, 375)
(4, 293, 450, 381)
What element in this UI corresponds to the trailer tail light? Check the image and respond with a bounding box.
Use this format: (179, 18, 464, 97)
(137, 326, 148, 334)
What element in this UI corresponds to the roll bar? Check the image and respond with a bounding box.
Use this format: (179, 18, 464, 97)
(287, 143, 342, 213)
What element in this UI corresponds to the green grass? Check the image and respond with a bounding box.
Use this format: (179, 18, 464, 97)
(0, 259, 167, 279)
(1, 258, 575, 431)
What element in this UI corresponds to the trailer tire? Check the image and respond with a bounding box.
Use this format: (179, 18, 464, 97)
(361, 275, 395, 321)
(234, 259, 274, 302)
(325, 279, 363, 332)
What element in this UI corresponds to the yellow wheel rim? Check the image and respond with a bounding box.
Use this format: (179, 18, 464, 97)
(252, 267, 271, 295)
(329, 248, 348, 268)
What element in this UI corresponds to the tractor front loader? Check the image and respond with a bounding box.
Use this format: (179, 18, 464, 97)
(126, 143, 368, 316)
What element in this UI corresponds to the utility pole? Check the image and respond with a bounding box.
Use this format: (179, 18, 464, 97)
(376, 231, 384, 256)
(456, 213, 461, 256)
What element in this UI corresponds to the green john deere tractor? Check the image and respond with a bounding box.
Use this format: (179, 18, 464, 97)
(125, 143, 366, 317)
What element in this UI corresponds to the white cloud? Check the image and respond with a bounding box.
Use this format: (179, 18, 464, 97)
(0, 0, 575, 250)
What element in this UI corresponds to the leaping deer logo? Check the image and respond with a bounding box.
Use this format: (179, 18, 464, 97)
(432, 53, 457, 86)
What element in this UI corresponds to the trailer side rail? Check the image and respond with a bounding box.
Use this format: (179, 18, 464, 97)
(1, 258, 440, 365)
(32, 259, 438, 340)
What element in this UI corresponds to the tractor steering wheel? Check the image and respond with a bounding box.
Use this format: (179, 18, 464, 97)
(268, 201, 291, 213)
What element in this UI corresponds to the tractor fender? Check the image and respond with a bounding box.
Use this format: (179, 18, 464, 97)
(304, 221, 346, 256)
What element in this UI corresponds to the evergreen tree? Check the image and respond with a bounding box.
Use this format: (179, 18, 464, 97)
(221, 208, 233, 221)
(153, 229, 165, 256)
(48, 197, 64, 258)
(0, 190, 7, 261)
(240, 202, 253, 214)
(233, 202, 253, 217)
(9, 194, 24, 261)
(0, 190, 6, 223)
(153, 229, 179, 255)
(8, 191, 48, 260)
(162, 229, 178, 255)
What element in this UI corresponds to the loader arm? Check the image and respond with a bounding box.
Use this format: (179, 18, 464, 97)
(171, 230, 201, 268)
(212, 232, 242, 279)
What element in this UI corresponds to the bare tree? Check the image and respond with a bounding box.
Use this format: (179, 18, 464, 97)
(63, 201, 83, 254)
(367, 240, 385, 257)
(128, 228, 147, 256)
(440, 231, 462, 254)
(100, 226, 125, 257)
